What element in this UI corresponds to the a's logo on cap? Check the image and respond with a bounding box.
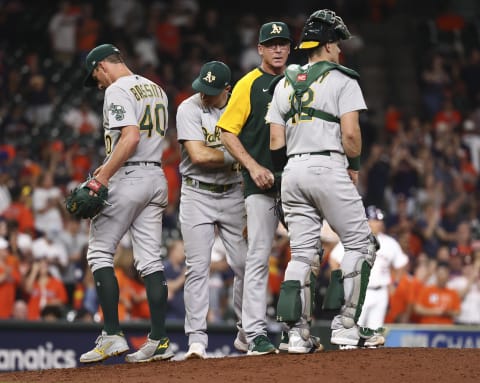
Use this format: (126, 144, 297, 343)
(203, 71, 216, 83)
(271, 23, 283, 35)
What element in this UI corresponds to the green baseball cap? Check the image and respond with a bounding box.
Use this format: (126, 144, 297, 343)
(192, 61, 231, 96)
(84, 44, 121, 87)
(259, 21, 291, 44)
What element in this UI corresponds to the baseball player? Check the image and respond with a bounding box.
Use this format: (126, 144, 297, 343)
(268, 9, 385, 351)
(217, 21, 291, 355)
(176, 61, 247, 359)
(78, 44, 174, 363)
(329, 206, 409, 331)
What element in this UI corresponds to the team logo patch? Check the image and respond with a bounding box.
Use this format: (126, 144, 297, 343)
(109, 103, 126, 121)
(203, 71, 216, 83)
(271, 23, 283, 35)
(297, 73, 307, 82)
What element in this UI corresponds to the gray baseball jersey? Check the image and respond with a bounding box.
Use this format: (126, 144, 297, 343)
(177, 93, 242, 184)
(266, 66, 367, 156)
(177, 92, 246, 349)
(87, 74, 169, 277)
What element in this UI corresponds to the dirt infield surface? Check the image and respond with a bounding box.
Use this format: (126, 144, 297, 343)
(0, 348, 479, 383)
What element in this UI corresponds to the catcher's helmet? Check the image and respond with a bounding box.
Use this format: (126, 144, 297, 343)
(298, 9, 351, 49)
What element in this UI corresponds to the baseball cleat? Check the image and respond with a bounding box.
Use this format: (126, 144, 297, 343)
(233, 329, 248, 353)
(278, 331, 289, 352)
(287, 328, 324, 354)
(79, 331, 129, 363)
(125, 337, 174, 363)
(247, 335, 278, 356)
(331, 326, 385, 349)
(185, 342, 207, 359)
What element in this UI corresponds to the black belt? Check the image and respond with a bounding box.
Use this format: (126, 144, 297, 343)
(288, 151, 332, 159)
(184, 177, 239, 193)
(123, 161, 161, 167)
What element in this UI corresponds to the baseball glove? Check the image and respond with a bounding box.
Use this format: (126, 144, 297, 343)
(65, 178, 109, 219)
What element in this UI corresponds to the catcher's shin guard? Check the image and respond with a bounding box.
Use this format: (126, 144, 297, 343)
(340, 234, 378, 328)
(322, 269, 344, 310)
(277, 280, 302, 324)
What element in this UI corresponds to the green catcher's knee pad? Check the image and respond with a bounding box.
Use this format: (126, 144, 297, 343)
(276, 280, 302, 324)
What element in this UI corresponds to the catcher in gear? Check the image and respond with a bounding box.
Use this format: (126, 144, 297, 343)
(78, 43, 174, 364)
(268, 9, 384, 351)
(65, 178, 108, 219)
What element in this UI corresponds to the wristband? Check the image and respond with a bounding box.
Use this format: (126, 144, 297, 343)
(347, 156, 360, 170)
(223, 151, 236, 165)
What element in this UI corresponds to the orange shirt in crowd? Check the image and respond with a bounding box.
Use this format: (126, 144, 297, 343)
(385, 273, 415, 323)
(415, 284, 461, 324)
(27, 277, 68, 320)
(129, 278, 150, 320)
(2, 202, 35, 234)
(0, 254, 21, 318)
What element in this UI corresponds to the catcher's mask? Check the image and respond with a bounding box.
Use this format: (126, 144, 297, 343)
(297, 9, 351, 49)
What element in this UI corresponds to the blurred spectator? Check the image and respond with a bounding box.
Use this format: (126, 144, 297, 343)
(433, 98, 462, 132)
(76, 3, 100, 60)
(421, 53, 451, 119)
(32, 170, 64, 235)
(413, 261, 461, 324)
(163, 239, 186, 321)
(461, 48, 480, 102)
(0, 104, 31, 146)
(31, 231, 68, 280)
(73, 265, 98, 317)
(40, 304, 64, 321)
(65, 143, 94, 184)
(361, 143, 390, 210)
(11, 299, 28, 320)
(24, 73, 54, 128)
(0, 167, 12, 213)
(62, 100, 101, 139)
(447, 251, 480, 325)
(0, 237, 21, 318)
(24, 257, 68, 321)
(412, 200, 442, 258)
(2, 185, 35, 236)
(385, 253, 432, 324)
(48, 1, 79, 65)
(57, 216, 88, 305)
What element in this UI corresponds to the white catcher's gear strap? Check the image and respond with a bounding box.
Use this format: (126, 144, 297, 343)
(340, 234, 379, 328)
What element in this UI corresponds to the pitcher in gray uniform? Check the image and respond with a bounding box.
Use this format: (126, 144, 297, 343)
(79, 44, 174, 363)
(177, 61, 247, 359)
(268, 10, 385, 351)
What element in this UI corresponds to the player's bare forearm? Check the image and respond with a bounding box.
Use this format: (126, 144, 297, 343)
(220, 128, 274, 189)
(340, 111, 362, 157)
(270, 123, 286, 150)
(220, 129, 256, 171)
(183, 140, 232, 169)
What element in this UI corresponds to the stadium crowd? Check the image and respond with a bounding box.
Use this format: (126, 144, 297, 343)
(0, 0, 479, 326)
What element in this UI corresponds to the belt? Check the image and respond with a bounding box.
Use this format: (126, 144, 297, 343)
(184, 177, 238, 193)
(123, 161, 161, 167)
(288, 151, 332, 159)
